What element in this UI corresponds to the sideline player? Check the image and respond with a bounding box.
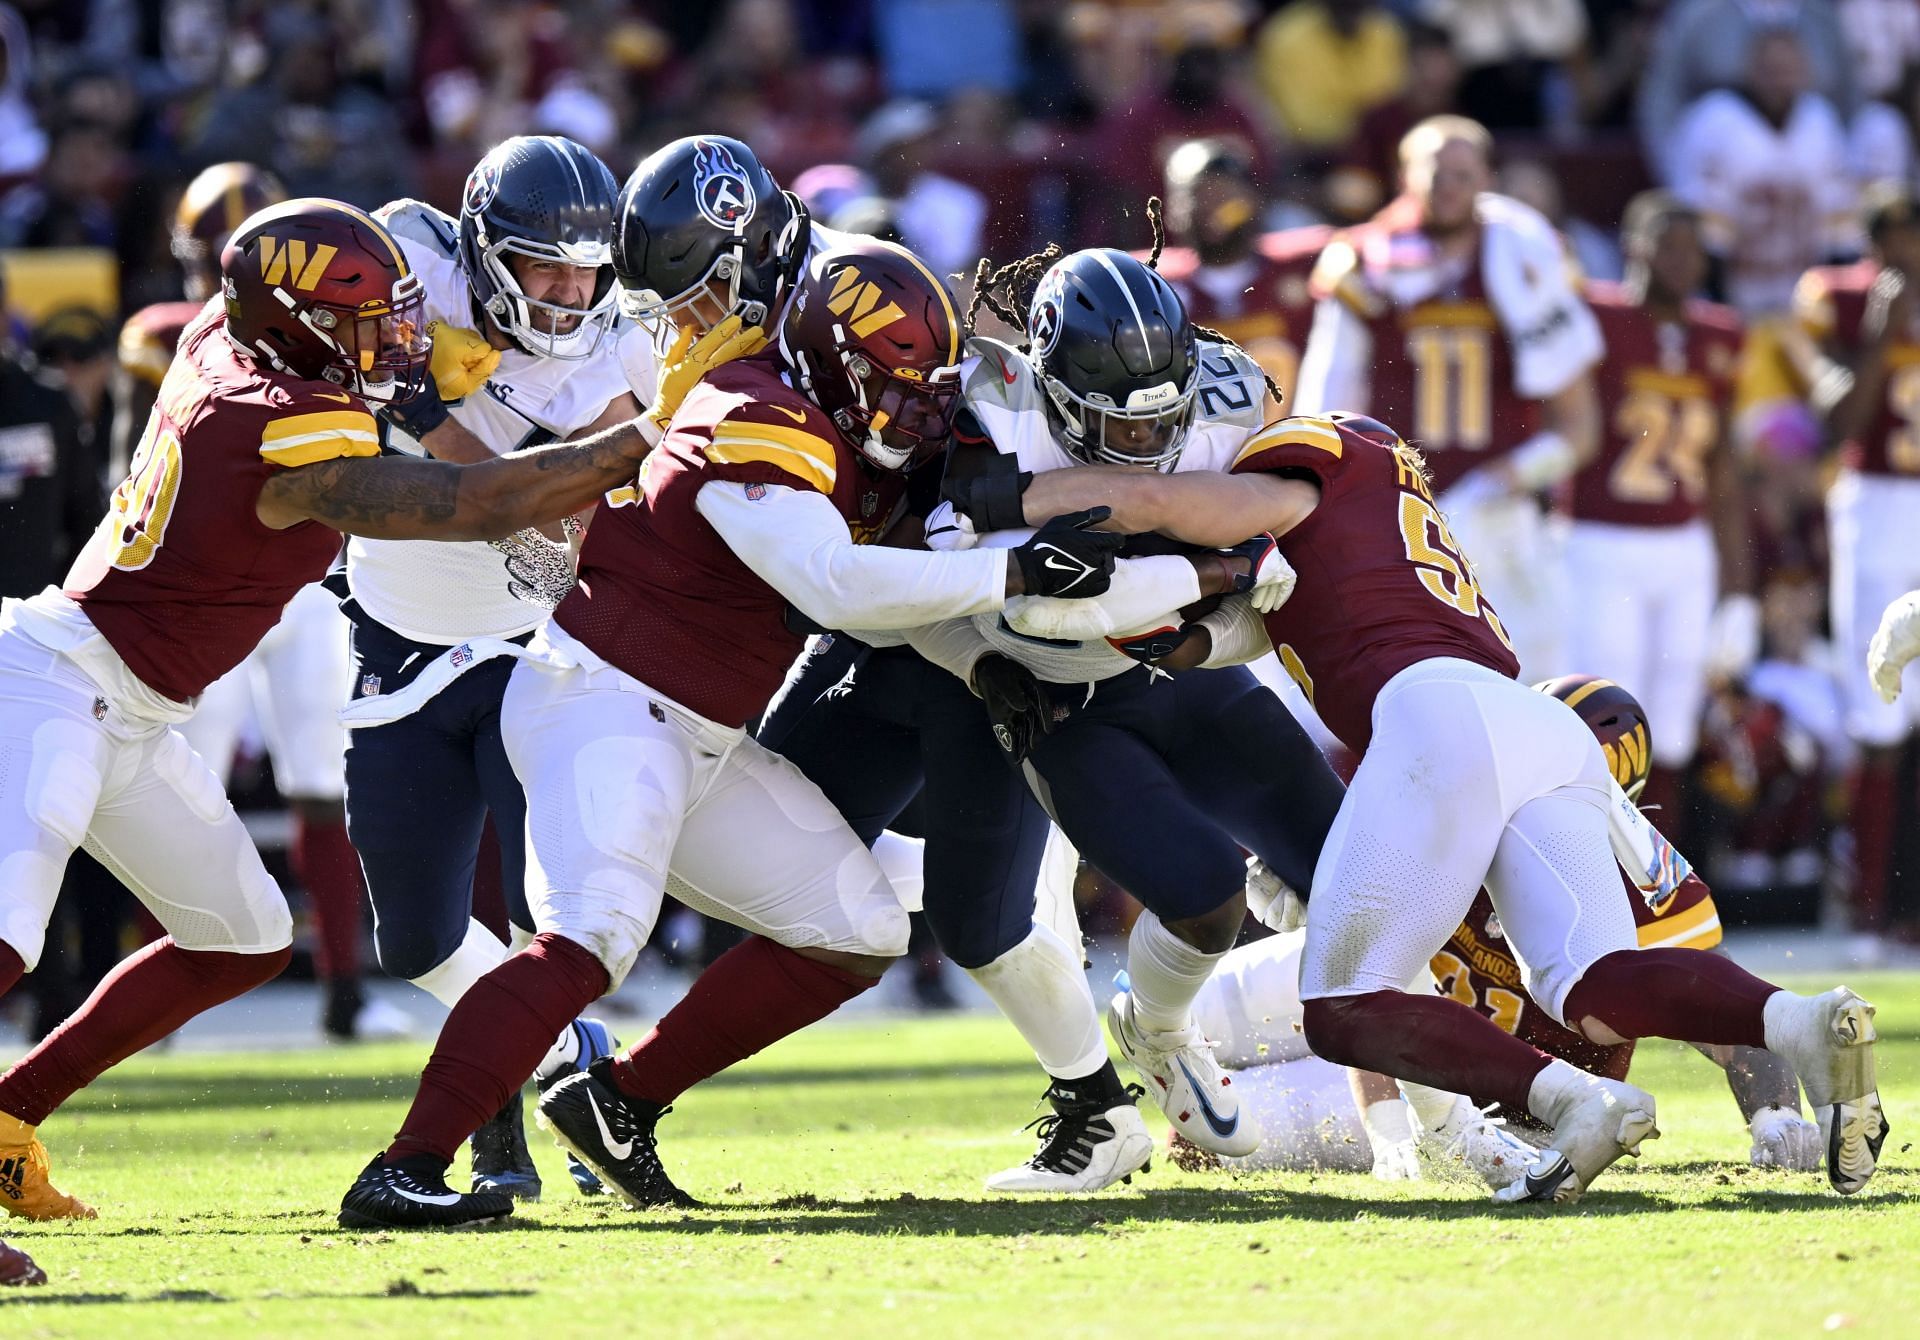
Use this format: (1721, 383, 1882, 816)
(1169, 676, 1819, 1179)
(121, 162, 390, 1042)
(342, 136, 637, 1198)
(1295, 115, 1603, 679)
(957, 410, 1885, 1203)
(334, 238, 1130, 1228)
(1786, 185, 1920, 946)
(0, 197, 745, 1220)
(1559, 192, 1755, 825)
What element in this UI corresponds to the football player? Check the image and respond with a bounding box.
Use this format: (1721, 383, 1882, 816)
(1168, 675, 1820, 1180)
(334, 238, 1133, 1228)
(0, 197, 734, 1220)
(1785, 185, 1920, 948)
(340, 136, 639, 1199)
(955, 410, 1885, 1203)
(925, 247, 1346, 1172)
(1294, 114, 1604, 680)
(605, 137, 1132, 1194)
(116, 161, 390, 1043)
(1558, 192, 1756, 826)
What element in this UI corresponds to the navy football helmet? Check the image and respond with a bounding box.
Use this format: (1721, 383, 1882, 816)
(457, 135, 620, 359)
(612, 135, 810, 334)
(1027, 248, 1199, 470)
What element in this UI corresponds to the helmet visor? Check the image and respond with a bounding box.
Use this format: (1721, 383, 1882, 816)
(334, 281, 431, 402)
(486, 237, 618, 359)
(1048, 366, 1199, 470)
(842, 359, 961, 471)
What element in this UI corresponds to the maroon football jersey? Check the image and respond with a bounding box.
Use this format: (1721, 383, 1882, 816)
(1231, 416, 1521, 752)
(117, 299, 210, 388)
(555, 355, 907, 728)
(1313, 219, 1541, 493)
(1562, 283, 1742, 527)
(1796, 261, 1920, 477)
(1153, 227, 1330, 405)
(64, 306, 370, 701)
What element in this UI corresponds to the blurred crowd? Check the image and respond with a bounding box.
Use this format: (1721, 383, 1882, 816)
(4, 0, 1920, 1017)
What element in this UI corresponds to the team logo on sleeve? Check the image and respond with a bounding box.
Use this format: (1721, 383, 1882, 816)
(1030, 267, 1067, 357)
(692, 139, 755, 230)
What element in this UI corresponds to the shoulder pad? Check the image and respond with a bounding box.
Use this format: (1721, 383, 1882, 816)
(1193, 339, 1272, 432)
(962, 336, 1044, 417)
(701, 371, 843, 495)
(1230, 414, 1352, 479)
(374, 199, 460, 257)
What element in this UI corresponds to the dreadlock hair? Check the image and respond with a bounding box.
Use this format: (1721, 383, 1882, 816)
(962, 243, 1063, 344)
(1141, 194, 1283, 410)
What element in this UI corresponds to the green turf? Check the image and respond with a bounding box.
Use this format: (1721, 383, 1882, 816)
(4, 973, 1917, 1338)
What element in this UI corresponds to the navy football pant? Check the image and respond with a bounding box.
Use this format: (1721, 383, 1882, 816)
(1023, 665, 1343, 922)
(761, 642, 1049, 969)
(343, 614, 532, 981)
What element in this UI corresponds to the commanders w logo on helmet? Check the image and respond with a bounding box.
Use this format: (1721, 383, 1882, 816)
(1535, 674, 1653, 799)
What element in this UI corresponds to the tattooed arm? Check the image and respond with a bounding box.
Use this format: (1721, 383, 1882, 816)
(255, 420, 648, 540)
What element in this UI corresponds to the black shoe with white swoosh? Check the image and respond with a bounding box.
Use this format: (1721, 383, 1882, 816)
(535, 1059, 701, 1210)
(338, 1154, 515, 1229)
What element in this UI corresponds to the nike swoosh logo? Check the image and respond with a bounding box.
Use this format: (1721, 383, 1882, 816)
(1173, 1057, 1240, 1139)
(588, 1092, 634, 1160)
(1042, 553, 1085, 574)
(998, 355, 1016, 385)
(1517, 1154, 1575, 1201)
(391, 1184, 464, 1206)
(314, 392, 354, 404)
(770, 405, 808, 424)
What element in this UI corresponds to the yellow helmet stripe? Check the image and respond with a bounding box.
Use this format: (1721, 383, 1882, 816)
(1558, 677, 1620, 712)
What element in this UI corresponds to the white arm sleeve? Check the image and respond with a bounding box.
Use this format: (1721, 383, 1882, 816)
(1196, 595, 1274, 668)
(1001, 554, 1204, 642)
(898, 617, 996, 686)
(696, 481, 1007, 631)
(1292, 297, 1371, 416)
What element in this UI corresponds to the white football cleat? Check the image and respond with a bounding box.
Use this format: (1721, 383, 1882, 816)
(1765, 988, 1887, 1194)
(351, 997, 416, 1041)
(985, 1082, 1154, 1194)
(1749, 1104, 1822, 1171)
(1492, 1075, 1658, 1205)
(1106, 991, 1259, 1157)
(1414, 1094, 1536, 1191)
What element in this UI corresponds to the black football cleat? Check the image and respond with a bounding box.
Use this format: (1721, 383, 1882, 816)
(469, 1093, 542, 1200)
(535, 1059, 701, 1210)
(338, 1154, 515, 1230)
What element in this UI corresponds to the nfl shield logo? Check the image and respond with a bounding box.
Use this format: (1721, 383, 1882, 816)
(745, 482, 767, 501)
(860, 489, 879, 518)
(450, 643, 473, 669)
(360, 673, 382, 698)
(91, 696, 108, 721)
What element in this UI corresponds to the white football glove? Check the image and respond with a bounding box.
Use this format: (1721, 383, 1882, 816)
(1706, 593, 1763, 681)
(1749, 1104, 1822, 1171)
(1244, 856, 1306, 933)
(1362, 1098, 1422, 1181)
(1867, 590, 1920, 704)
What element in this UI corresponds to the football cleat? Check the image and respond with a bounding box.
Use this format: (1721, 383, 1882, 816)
(1413, 1095, 1535, 1191)
(338, 1154, 514, 1230)
(1749, 1104, 1823, 1172)
(0, 1238, 46, 1287)
(985, 1080, 1154, 1194)
(1492, 1076, 1658, 1205)
(537, 1018, 619, 1196)
(535, 1059, 700, 1210)
(469, 1093, 542, 1200)
(1766, 988, 1887, 1194)
(0, 1118, 96, 1221)
(1106, 991, 1259, 1157)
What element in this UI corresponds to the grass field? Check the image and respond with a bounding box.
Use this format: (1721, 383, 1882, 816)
(4, 973, 1917, 1339)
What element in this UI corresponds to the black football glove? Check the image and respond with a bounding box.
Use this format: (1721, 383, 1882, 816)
(375, 367, 450, 440)
(971, 653, 1053, 762)
(1106, 622, 1199, 669)
(1012, 507, 1123, 598)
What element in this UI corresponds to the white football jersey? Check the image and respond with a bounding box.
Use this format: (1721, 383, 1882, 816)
(347, 200, 633, 644)
(953, 336, 1269, 683)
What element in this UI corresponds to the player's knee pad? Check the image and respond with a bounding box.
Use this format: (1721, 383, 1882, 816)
(160, 850, 294, 955)
(0, 849, 65, 972)
(23, 719, 106, 849)
(840, 863, 911, 958)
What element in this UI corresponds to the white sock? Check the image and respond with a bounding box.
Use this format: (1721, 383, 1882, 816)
(1400, 1081, 1469, 1135)
(535, 1019, 583, 1082)
(966, 922, 1108, 1079)
(409, 918, 510, 1008)
(1126, 910, 1224, 1037)
(870, 831, 926, 912)
(1524, 1058, 1592, 1128)
(509, 923, 536, 953)
(1759, 988, 1801, 1056)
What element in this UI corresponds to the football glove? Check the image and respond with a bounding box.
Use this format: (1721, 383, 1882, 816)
(1011, 507, 1123, 598)
(1749, 1104, 1822, 1171)
(1244, 856, 1305, 933)
(427, 320, 501, 399)
(377, 366, 451, 439)
(489, 528, 577, 608)
(1106, 622, 1200, 668)
(1219, 533, 1295, 613)
(972, 653, 1052, 762)
(1867, 589, 1920, 703)
(644, 313, 768, 439)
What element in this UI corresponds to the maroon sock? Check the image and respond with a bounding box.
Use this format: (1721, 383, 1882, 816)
(610, 936, 879, 1106)
(1302, 991, 1552, 1114)
(290, 815, 365, 982)
(385, 932, 607, 1166)
(1562, 948, 1772, 1048)
(0, 938, 290, 1125)
(1850, 756, 1898, 932)
(0, 941, 22, 1000)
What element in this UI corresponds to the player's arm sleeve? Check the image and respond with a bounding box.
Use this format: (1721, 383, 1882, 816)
(897, 617, 996, 685)
(1291, 297, 1371, 416)
(695, 481, 1008, 630)
(1195, 594, 1274, 668)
